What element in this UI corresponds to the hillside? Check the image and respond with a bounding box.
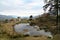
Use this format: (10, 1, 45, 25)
(0, 15, 15, 21)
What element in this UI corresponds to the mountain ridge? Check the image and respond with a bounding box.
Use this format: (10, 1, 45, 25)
(0, 15, 15, 21)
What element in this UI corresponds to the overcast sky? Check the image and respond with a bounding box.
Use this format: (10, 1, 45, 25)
(0, 0, 45, 17)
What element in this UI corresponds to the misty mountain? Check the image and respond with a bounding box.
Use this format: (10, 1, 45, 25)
(0, 15, 15, 21)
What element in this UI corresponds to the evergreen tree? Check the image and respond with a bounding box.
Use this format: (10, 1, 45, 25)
(29, 15, 34, 26)
(29, 15, 33, 21)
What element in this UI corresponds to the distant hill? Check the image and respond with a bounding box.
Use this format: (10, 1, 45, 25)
(0, 15, 15, 21)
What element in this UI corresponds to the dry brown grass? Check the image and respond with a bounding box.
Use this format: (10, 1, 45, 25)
(23, 36, 49, 40)
(52, 34, 60, 40)
(0, 21, 51, 40)
(1, 21, 59, 40)
(1, 22, 18, 36)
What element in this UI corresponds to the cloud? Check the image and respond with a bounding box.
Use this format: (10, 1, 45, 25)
(0, 8, 44, 17)
(0, 0, 44, 17)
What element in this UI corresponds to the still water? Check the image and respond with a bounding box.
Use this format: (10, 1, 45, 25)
(14, 23, 53, 38)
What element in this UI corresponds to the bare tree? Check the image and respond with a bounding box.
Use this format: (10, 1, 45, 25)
(43, 0, 58, 15)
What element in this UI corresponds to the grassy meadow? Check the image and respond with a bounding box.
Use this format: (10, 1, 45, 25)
(0, 15, 60, 40)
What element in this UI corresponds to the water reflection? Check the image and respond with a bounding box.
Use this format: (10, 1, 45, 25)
(14, 23, 53, 38)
